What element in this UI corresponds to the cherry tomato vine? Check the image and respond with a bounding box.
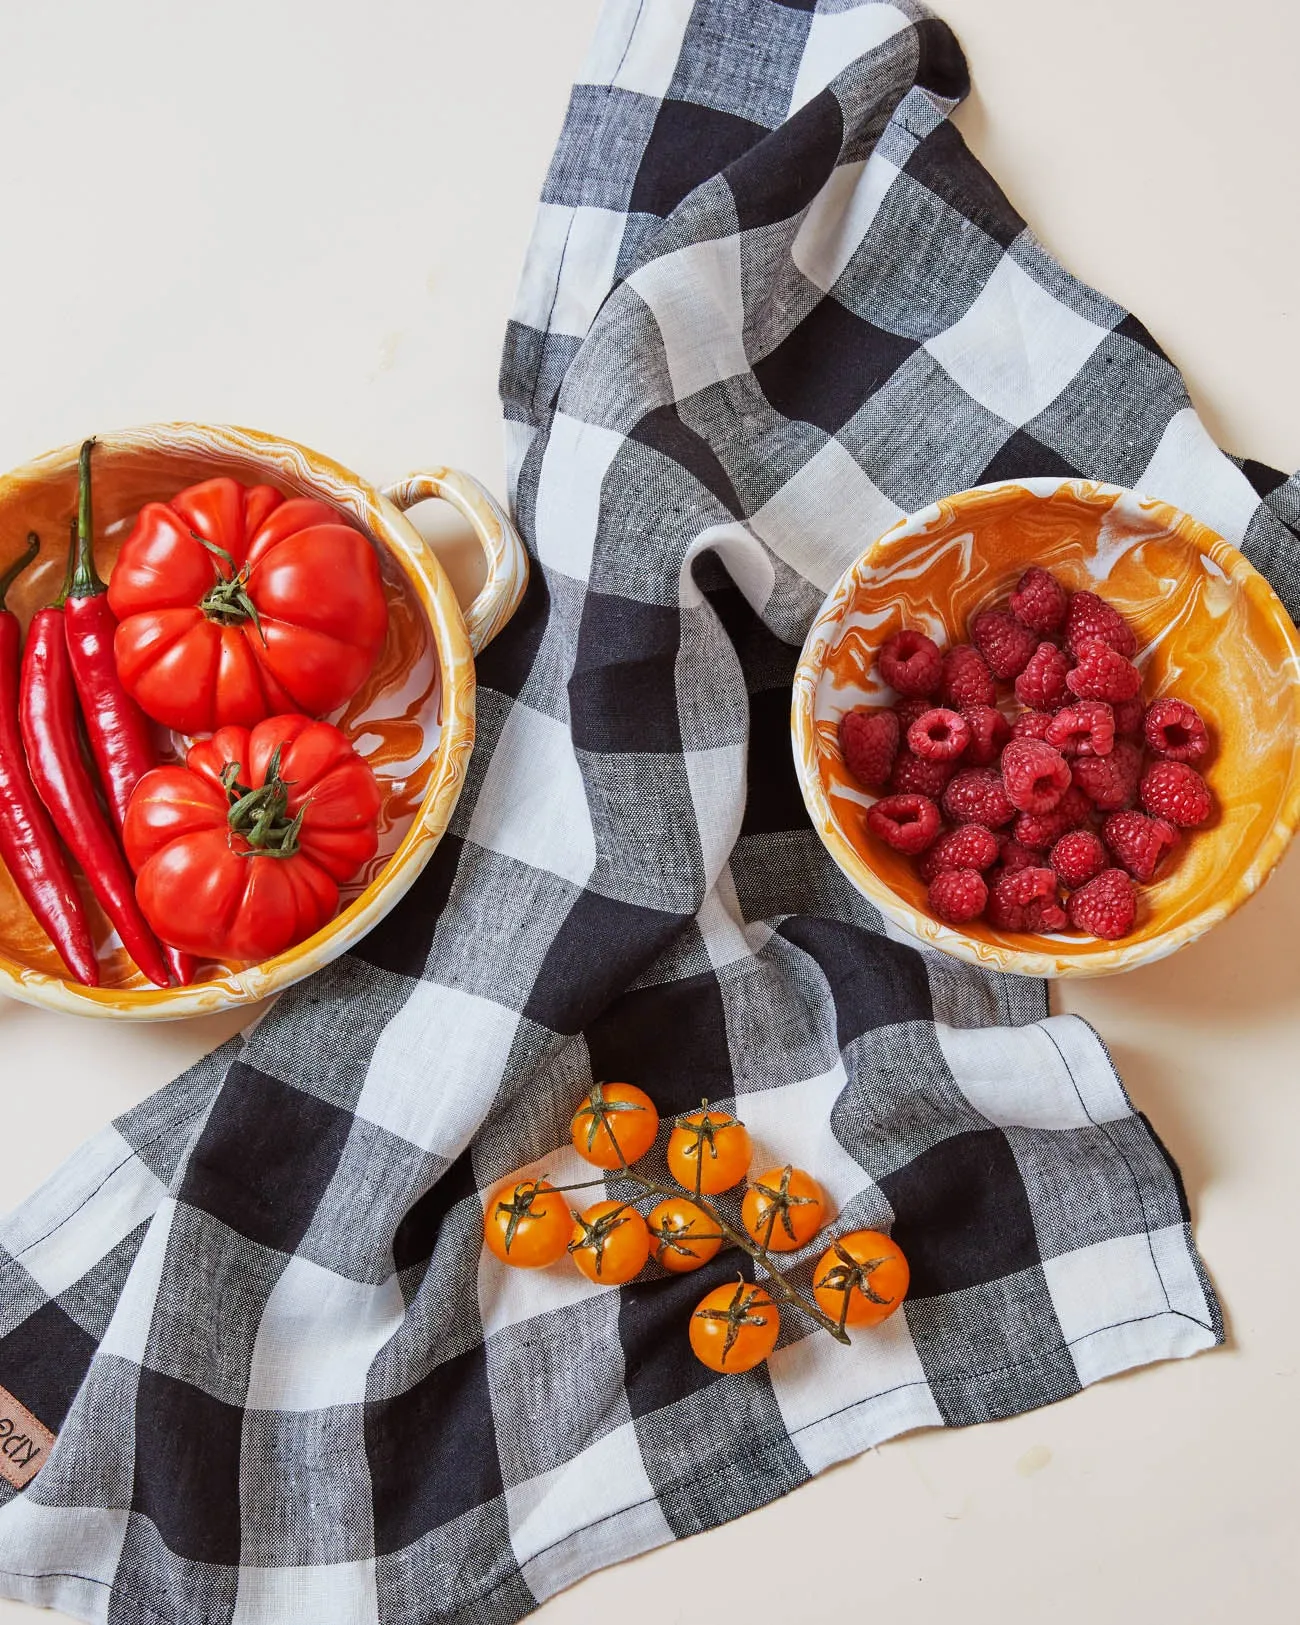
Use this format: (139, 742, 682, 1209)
(484, 1082, 911, 1367)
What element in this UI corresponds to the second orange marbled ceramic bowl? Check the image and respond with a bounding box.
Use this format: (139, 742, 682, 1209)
(0, 423, 528, 1018)
(793, 478, 1300, 978)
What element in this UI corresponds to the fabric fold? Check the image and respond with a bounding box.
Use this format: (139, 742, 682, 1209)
(2, 3, 1289, 1622)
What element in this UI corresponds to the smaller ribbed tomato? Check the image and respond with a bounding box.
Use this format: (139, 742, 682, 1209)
(124, 714, 380, 962)
(570, 1082, 659, 1169)
(741, 1166, 825, 1253)
(812, 1231, 909, 1331)
(568, 1201, 651, 1284)
(484, 1181, 570, 1269)
(666, 1106, 752, 1195)
(647, 1198, 723, 1273)
(689, 1281, 780, 1373)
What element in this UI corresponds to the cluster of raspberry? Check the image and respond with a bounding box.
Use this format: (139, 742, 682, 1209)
(838, 568, 1215, 940)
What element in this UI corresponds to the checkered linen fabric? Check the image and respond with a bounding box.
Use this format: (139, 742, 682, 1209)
(2, 3, 1296, 1622)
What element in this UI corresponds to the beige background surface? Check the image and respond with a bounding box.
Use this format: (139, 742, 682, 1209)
(0, 1, 1296, 1620)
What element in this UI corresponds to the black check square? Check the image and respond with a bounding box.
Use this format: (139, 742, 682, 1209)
(629, 98, 767, 218)
(880, 1128, 1041, 1297)
(754, 295, 920, 433)
(177, 1064, 353, 1257)
(569, 590, 683, 752)
(131, 1369, 245, 1566)
(367, 1343, 503, 1555)
(903, 118, 1025, 248)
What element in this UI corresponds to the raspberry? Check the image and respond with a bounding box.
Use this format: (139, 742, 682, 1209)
(1009, 567, 1069, 633)
(997, 837, 1042, 872)
(1048, 829, 1108, 888)
(1014, 642, 1071, 711)
(1102, 811, 1179, 882)
(1046, 700, 1115, 758)
(888, 749, 955, 798)
(1112, 698, 1145, 737)
(939, 644, 996, 709)
(918, 824, 1001, 883)
(1065, 591, 1138, 658)
(1139, 761, 1214, 828)
(1065, 639, 1142, 703)
(987, 866, 1066, 932)
(928, 868, 988, 925)
(1013, 786, 1093, 851)
(1000, 739, 1072, 814)
(893, 696, 933, 733)
(865, 793, 941, 855)
(1072, 738, 1143, 811)
(961, 705, 1011, 767)
(1143, 698, 1210, 764)
(942, 769, 1015, 829)
(1011, 709, 1055, 742)
(971, 609, 1038, 680)
(878, 629, 942, 697)
(1067, 868, 1137, 939)
(838, 707, 899, 789)
(908, 707, 971, 762)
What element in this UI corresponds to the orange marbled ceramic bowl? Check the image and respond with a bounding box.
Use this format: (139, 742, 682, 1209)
(0, 424, 528, 1018)
(792, 478, 1300, 978)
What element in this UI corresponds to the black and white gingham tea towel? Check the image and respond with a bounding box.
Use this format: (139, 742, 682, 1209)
(2, 3, 1298, 1622)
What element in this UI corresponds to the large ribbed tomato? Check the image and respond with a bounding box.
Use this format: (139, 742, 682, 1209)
(108, 477, 388, 733)
(123, 714, 381, 961)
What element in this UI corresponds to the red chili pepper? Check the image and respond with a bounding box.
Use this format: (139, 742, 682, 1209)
(63, 440, 193, 987)
(0, 534, 99, 985)
(20, 525, 171, 989)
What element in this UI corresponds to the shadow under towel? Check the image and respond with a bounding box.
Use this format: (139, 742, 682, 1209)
(6, 2, 1298, 1622)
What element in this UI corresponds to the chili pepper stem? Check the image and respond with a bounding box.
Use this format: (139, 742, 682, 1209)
(0, 534, 39, 609)
(65, 439, 107, 601)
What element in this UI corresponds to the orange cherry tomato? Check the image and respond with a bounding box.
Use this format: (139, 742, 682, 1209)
(741, 1166, 826, 1253)
(570, 1082, 659, 1170)
(689, 1280, 780, 1373)
(666, 1106, 752, 1195)
(568, 1200, 651, 1284)
(812, 1230, 909, 1330)
(483, 1180, 571, 1269)
(647, 1197, 723, 1273)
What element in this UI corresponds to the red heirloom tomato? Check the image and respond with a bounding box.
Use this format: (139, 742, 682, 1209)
(108, 477, 388, 733)
(123, 714, 381, 961)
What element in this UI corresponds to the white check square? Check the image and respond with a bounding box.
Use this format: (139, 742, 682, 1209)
(579, 0, 694, 99)
(628, 235, 751, 403)
(925, 254, 1109, 426)
(789, 4, 912, 114)
(534, 411, 626, 583)
(356, 981, 522, 1157)
(1135, 407, 1260, 544)
(18, 1131, 166, 1301)
(1045, 1226, 1216, 1387)
(771, 1306, 941, 1474)
(748, 436, 904, 592)
(469, 701, 597, 887)
(245, 1256, 405, 1412)
(506, 1420, 663, 1568)
(232, 1560, 378, 1625)
(792, 154, 901, 294)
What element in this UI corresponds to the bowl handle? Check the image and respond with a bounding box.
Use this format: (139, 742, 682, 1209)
(381, 468, 530, 656)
